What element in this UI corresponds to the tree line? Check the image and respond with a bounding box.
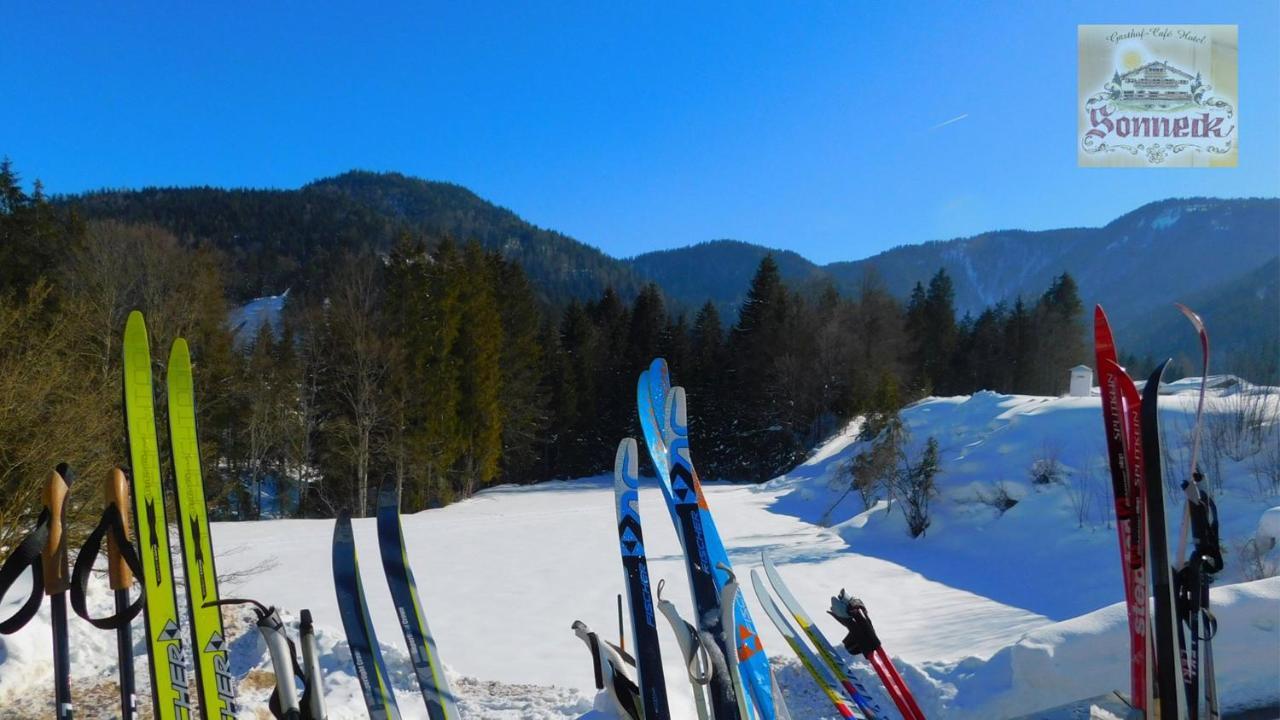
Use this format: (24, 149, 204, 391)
(0, 160, 1089, 545)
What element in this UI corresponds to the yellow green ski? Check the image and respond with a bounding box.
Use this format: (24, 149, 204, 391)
(168, 338, 239, 718)
(122, 311, 193, 719)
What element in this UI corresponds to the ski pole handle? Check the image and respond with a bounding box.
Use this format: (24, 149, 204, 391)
(257, 607, 301, 718)
(299, 609, 328, 720)
(43, 464, 73, 595)
(105, 468, 134, 590)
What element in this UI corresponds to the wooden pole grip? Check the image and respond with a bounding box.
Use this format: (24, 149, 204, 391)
(42, 463, 73, 594)
(105, 467, 134, 590)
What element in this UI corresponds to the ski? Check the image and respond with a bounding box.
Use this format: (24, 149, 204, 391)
(613, 438, 672, 720)
(1172, 303, 1223, 720)
(749, 569, 859, 719)
(1094, 306, 1149, 711)
(375, 482, 460, 720)
(760, 553, 884, 719)
(1140, 361, 1188, 720)
(643, 358, 781, 720)
(167, 338, 239, 718)
(636, 366, 743, 720)
(122, 311, 193, 720)
(333, 511, 402, 720)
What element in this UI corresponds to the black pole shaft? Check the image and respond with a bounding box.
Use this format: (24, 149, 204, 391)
(617, 593, 625, 653)
(114, 589, 136, 720)
(50, 593, 73, 719)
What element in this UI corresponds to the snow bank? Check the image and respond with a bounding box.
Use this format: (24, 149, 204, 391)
(928, 577, 1280, 718)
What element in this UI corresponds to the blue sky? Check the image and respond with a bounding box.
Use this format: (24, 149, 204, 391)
(3, 2, 1277, 263)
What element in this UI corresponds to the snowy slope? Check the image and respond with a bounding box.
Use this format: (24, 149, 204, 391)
(1, 385, 1277, 718)
(228, 291, 287, 348)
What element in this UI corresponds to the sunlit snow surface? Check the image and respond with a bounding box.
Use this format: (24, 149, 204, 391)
(1, 386, 1277, 718)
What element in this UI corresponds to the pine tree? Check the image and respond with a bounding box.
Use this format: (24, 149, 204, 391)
(1031, 272, 1086, 394)
(922, 269, 958, 393)
(1005, 297, 1036, 393)
(687, 302, 725, 474)
(552, 300, 600, 476)
(492, 253, 546, 485)
(727, 255, 799, 479)
(453, 242, 504, 496)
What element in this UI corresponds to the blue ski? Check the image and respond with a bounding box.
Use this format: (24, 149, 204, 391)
(376, 483, 459, 719)
(644, 358, 781, 719)
(332, 511, 402, 720)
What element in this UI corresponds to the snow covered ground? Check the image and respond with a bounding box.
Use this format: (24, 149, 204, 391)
(1, 383, 1277, 718)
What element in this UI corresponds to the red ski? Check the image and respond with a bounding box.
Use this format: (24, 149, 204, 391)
(1094, 306, 1149, 712)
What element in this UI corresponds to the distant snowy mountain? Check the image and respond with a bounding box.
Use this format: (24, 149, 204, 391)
(629, 198, 1278, 376)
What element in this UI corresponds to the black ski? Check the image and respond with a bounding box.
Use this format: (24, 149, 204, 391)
(1141, 361, 1187, 719)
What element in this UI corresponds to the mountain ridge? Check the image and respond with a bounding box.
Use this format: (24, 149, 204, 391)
(61, 171, 1277, 374)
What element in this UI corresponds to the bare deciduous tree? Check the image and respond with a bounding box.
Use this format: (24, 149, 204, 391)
(325, 255, 391, 517)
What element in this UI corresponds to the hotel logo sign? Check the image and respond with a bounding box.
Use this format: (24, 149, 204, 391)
(1078, 25, 1237, 167)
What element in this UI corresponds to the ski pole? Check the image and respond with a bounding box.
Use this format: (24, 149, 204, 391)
(44, 464, 75, 720)
(209, 598, 303, 720)
(298, 609, 328, 720)
(106, 467, 138, 720)
(617, 593, 625, 655)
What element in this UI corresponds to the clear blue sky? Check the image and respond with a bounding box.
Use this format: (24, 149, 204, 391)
(3, 2, 1277, 263)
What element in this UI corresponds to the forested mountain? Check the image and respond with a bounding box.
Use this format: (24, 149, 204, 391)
(626, 198, 1278, 375)
(66, 174, 1276, 360)
(65, 171, 646, 305)
(826, 197, 1278, 328)
(1126, 256, 1280, 383)
(627, 240, 827, 313)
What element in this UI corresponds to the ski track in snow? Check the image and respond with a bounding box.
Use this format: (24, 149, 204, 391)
(1, 387, 1277, 718)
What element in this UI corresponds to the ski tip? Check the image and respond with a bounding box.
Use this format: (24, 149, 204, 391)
(614, 438, 639, 486)
(124, 310, 149, 345)
(1174, 302, 1207, 333)
(648, 357, 668, 379)
(669, 387, 688, 429)
(1142, 360, 1171, 400)
(1151, 358, 1171, 381)
(376, 479, 399, 508)
(636, 368, 651, 406)
(168, 337, 191, 366)
(333, 511, 356, 550)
